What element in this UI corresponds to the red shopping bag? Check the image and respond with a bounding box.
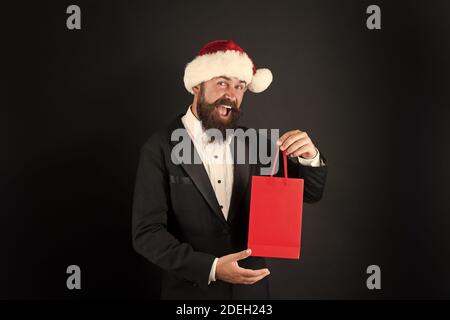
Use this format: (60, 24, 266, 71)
(247, 149, 304, 259)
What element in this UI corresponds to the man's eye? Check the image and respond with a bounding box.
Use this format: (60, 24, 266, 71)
(218, 81, 226, 86)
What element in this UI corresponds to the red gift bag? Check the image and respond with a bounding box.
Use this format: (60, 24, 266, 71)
(247, 149, 304, 259)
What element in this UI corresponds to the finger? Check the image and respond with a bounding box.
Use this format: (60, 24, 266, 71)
(241, 272, 271, 284)
(235, 249, 252, 261)
(237, 267, 270, 278)
(277, 130, 299, 146)
(281, 131, 308, 151)
(291, 145, 316, 158)
(280, 131, 307, 151)
(225, 249, 251, 263)
(285, 137, 310, 155)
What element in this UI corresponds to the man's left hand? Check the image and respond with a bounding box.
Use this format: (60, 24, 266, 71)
(278, 129, 318, 159)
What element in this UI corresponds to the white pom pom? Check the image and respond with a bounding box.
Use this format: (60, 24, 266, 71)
(248, 68, 273, 93)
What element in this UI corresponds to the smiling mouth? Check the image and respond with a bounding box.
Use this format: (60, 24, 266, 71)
(216, 104, 232, 117)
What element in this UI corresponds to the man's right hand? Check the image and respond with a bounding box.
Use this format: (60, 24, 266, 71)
(215, 249, 270, 285)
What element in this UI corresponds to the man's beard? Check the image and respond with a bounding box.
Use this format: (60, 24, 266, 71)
(196, 87, 242, 141)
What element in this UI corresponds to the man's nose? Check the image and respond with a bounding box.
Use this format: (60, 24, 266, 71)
(224, 90, 237, 104)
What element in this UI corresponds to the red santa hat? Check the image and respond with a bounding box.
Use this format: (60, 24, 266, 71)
(183, 40, 273, 94)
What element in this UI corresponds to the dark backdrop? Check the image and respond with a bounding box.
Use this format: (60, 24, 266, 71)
(3, 0, 450, 299)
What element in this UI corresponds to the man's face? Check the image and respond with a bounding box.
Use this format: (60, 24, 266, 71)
(195, 76, 247, 138)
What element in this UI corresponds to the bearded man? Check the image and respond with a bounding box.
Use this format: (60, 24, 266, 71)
(132, 40, 327, 299)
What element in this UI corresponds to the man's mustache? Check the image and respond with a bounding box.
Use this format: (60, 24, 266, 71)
(211, 98, 238, 110)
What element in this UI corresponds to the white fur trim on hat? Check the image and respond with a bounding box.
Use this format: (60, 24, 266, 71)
(248, 68, 273, 93)
(184, 50, 254, 94)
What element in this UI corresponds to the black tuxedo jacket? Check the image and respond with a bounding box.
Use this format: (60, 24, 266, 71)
(132, 115, 327, 299)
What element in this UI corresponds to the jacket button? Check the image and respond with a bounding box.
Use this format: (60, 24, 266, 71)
(192, 283, 198, 287)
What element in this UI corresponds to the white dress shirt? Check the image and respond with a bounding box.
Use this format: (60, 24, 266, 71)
(181, 106, 234, 221)
(181, 105, 322, 284)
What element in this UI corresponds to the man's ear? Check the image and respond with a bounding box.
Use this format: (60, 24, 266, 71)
(192, 85, 200, 95)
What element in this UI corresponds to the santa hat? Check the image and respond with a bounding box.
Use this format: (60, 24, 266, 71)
(183, 40, 273, 94)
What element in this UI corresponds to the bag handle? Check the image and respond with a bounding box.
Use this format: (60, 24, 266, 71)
(270, 147, 288, 178)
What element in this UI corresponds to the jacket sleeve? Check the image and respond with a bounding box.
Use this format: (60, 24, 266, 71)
(131, 133, 215, 290)
(289, 153, 328, 203)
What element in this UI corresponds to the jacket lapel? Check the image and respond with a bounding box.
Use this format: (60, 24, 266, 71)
(227, 133, 251, 224)
(169, 115, 228, 226)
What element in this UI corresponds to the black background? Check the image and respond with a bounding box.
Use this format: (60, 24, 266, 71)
(3, 0, 450, 299)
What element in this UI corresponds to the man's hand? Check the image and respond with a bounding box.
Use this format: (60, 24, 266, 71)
(278, 129, 317, 159)
(215, 249, 270, 285)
